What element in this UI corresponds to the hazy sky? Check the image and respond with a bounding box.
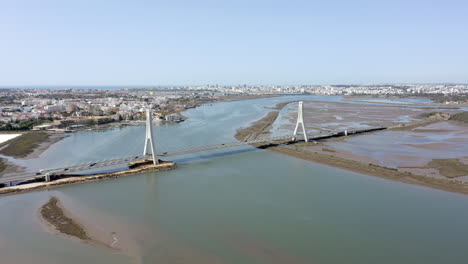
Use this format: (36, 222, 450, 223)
(1, 0, 467, 86)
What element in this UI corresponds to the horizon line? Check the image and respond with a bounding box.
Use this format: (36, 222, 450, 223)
(1, 82, 468, 89)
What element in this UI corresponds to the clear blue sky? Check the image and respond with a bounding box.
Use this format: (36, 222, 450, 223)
(1, 0, 467, 86)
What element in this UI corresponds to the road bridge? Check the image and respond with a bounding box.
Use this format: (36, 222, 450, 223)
(0, 102, 385, 186)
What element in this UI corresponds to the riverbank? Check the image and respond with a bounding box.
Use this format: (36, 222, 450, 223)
(0, 131, 67, 159)
(235, 101, 292, 141)
(0, 131, 68, 177)
(235, 101, 468, 195)
(219, 94, 280, 102)
(343, 95, 468, 107)
(235, 111, 279, 141)
(0, 160, 176, 196)
(269, 144, 468, 195)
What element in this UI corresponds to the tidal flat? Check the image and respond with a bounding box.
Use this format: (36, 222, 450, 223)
(240, 100, 468, 194)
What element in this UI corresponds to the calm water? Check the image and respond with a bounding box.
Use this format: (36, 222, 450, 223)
(325, 122, 468, 168)
(1, 95, 468, 264)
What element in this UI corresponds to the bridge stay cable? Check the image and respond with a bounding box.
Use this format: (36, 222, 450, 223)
(292, 101, 308, 142)
(1, 103, 315, 185)
(143, 109, 158, 165)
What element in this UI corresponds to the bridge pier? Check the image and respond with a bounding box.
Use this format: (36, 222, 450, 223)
(143, 109, 159, 165)
(292, 101, 308, 142)
(44, 173, 51, 182)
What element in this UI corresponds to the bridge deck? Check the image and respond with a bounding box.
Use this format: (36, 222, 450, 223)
(0, 135, 297, 185)
(0, 127, 385, 186)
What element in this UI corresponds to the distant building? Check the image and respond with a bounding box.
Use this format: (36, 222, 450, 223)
(32, 123, 56, 130)
(44, 104, 66, 113)
(21, 99, 51, 106)
(165, 114, 181, 122)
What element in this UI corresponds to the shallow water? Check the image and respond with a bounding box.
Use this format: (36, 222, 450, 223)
(326, 122, 468, 168)
(1, 96, 468, 264)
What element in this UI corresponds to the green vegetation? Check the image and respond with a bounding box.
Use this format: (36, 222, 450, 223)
(430, 94, 468, 104)
(417, 112, 441, 118)
(0, 158, 6, 174)
(450, 111, 468, 123)
(84, 119, 96, 126)
(403, 93, 468, 104)
(0, 119, 48, 131)
(322, 147, 336, 152)
(425, 159, 468, 178)
(40, 197, 89, 240)
(0, 132, 50, 158)
(270, 145, 468, 195)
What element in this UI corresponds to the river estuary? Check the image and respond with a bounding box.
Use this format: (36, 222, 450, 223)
(1, 95, 468, 263)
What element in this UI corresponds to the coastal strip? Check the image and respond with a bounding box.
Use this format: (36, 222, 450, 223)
(0, 160, 176, 196)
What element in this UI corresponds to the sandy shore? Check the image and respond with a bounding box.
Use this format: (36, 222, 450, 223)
(236, 111, 279, 141)
(39, 194, 310, 264)
(39, 196, 130, 250)
(39, 197, 90, 240)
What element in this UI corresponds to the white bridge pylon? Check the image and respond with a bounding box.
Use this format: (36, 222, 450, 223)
(292, 101, 308, 142)
(143, 109, 159, 164)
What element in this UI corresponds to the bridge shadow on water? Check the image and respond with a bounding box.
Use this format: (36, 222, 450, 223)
(172, 147, 261, 164)
(170, 141, 295, 164)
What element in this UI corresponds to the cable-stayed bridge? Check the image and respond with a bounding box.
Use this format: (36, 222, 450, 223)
(0, 102, 385, 186)
(0, 134, 304, 185)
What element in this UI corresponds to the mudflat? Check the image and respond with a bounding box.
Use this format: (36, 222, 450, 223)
(0, 132, 68, 177)
(236, 100, 468, 195)
(40, 197, 89, 240)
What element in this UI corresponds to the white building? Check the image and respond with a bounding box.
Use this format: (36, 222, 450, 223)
(165, 114, 181, 122)
(44, 104, 66, 113)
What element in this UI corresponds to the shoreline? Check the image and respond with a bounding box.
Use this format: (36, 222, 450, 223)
(342, 95, 468, 107)
(39, 197, 89, 241)
(25, 132, 69, 159)
(38, 196, 129, 254)
(0, 132, 68, 177)
(235, 101, 292, 142)
(269, 145, 468, 195)
(235, 101, 468, 195)
(0, 160, 176, 197)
